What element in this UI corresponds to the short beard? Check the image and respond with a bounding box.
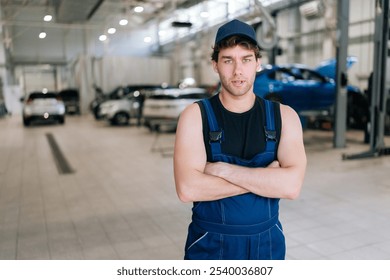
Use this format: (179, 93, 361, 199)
(220, 77, 253, 97)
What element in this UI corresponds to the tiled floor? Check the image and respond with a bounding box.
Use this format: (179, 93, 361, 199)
(0, 114, 389, 260)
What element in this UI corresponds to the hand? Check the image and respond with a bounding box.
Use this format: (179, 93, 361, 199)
(205, 161, 280, 178)
(268, 160, 280, 168)
(204, 162, 227, 177)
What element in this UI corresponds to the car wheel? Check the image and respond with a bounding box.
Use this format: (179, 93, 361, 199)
(265, 93, 282, 103)
(59, 117, 65, 124)
(112, 112, 129, 125)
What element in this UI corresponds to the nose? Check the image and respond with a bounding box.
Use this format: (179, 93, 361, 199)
(233, 61, 243, 76)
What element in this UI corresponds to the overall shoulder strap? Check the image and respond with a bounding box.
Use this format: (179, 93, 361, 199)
(263, 99, 277, 141)
(262, 98, 278, 157)
(199, 98, 223, 157)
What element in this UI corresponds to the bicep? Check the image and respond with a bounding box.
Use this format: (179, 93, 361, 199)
(173, 103, 206, 194)
(277, 105, 307, 172)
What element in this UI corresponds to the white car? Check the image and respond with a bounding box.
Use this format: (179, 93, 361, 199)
(22, 92, 65, 126)
(98, 93, 141, 125)
(142, 87, 209, 131)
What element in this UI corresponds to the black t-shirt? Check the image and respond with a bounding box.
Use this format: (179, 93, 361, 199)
(197, 94, 281, 162)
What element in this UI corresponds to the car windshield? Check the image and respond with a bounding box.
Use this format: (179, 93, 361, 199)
(59, 90, 79, 100)
(289, 68, 325, 82)
(268, 68, 297, 82)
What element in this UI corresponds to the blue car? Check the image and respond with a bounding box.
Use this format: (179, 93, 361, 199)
(254, 64, 336, 112)
(253, 57, 368, 129)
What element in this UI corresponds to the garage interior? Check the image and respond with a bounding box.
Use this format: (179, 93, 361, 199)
(0, 0, 389, 260)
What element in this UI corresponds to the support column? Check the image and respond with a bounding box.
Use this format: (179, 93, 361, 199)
(369, 0, 389, 150)
(342, 0, 390, 160)
(333, 0, 349, 148)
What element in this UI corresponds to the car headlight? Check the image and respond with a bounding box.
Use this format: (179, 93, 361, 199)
(132, 102, 140, 109)
(24, 106, 32, 115)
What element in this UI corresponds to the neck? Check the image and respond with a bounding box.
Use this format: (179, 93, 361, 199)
(218, 91, 256, 113)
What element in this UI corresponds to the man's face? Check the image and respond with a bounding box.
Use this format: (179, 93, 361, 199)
(212, 45, 260, 98)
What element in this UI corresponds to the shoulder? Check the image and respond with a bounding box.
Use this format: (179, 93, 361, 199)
(279, 104, 302, 135)
(181, 102, 202, 119)
(177, 102, 202, 132)
(279, 103, 299, 118)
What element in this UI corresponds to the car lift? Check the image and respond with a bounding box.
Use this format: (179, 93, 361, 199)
(343, 0, 390, 160)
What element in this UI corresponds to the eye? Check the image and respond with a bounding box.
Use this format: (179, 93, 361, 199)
(243, 58, 252, 63)
(223, 59, 232, 64)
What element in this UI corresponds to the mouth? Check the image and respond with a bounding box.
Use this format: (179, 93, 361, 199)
(232, 80, 245, 87)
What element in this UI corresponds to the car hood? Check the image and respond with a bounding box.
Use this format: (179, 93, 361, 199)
(315, 56, 357, 79)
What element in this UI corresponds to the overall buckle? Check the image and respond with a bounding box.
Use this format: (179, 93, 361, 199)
(209, 130, 223, 143)
(264, 128, 277, 141)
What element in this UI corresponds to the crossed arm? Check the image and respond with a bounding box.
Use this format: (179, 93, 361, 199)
(173, 102, 307, 203)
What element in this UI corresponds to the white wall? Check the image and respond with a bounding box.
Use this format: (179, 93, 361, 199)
(98, 56, 171, 91)
(3, 86, 23, 115)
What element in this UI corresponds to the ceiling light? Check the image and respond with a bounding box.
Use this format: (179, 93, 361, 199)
(99, 35, 107, 41)
(43, 14, 52, 22)
(119, 19, 128, 26)
(144, 36, 152, 43)
(134, 6, 144, 13)
(108, 28, 116, 34)
(39, 32, 47, 39)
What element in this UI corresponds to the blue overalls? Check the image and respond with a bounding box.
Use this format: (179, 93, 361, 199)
(184, 97, 285, 260)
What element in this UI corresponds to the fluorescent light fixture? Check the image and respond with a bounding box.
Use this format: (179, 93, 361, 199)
(99, 34, 107, 41)
(134, 6, 144, 13)
(144, 36, 152, 43)
(39, 32, 47, 39)
(119, 19, 128, 26)
(43, 14, 52, 22)
(108, 28, 116, 34)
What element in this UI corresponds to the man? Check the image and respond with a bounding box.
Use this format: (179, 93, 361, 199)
(173, 19, 306, 260)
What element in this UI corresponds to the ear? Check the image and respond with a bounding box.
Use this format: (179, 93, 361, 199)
(256, 59, 262, 72)
(212, 60, 219, 74)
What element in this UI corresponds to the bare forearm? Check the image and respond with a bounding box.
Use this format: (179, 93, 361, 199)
(205, 162, 303, 199)
(174, 168, 249, 203)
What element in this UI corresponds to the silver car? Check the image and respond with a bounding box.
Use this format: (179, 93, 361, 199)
(22, 92, 66, 126)
(98, 93, 141, 125)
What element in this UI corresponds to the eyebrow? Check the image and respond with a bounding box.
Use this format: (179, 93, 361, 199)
(221, 54, 255, 60)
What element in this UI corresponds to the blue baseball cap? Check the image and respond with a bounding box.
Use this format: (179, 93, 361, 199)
(215, 19, 258, 46)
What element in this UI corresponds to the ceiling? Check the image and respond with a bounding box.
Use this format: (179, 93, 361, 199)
(0, 0, 315, 64)
(0, 0, 200, 29)
(0, 0, 316, 37)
